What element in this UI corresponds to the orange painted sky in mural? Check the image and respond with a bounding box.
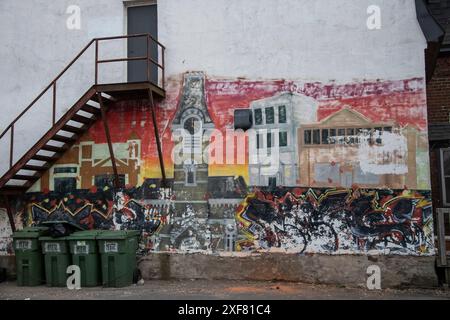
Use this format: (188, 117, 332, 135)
(86, 76, 427, 185)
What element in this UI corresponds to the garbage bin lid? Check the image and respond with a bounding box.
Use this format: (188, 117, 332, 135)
(66, 230, 102, 240)
(38, 236, 69, 241)
(12, 226, 49, 239)
(96, 230, 140, 240)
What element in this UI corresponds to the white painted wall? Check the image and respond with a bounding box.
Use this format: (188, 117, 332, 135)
(160, 0, 427, 81)
(0, 0, 126, 175)
(0, 0, 427, 176)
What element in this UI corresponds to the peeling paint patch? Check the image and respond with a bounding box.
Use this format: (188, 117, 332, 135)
(358, 131, 408, 175)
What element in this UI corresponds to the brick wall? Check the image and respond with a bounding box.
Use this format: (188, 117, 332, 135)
(427, 54, 450, 239)
(427, 55, 450, 123)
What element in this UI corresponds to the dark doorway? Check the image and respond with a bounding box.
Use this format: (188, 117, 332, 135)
(268, 177, 277, 188)
(127, 5, 158, 83)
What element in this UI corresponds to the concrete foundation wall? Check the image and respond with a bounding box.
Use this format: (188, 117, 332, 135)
(138, 253, 438, 289)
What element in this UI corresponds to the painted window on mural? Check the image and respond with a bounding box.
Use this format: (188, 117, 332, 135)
(94, 175, 126, 189)
(54, 178, 77, 193)
(54, 167, 77, 174)
(279, 131, 288, 147)
(329, 129, 336, 144)
(184, 160, 197, 186)
(187, 170, 195, 184)
(254, 108, 263, 125)
(265, 107, 274, 124)
(313, 129, 321, 144)
(267, 132, 273, 148)
(257, 133, 263, 149)
(303, 127, 394, 146)
(304, 130, 312, 144)
(441, 148, 450, 206)
(278, 105, 287, 123)
(268, 177, 277, 187)
(321, 129, 329, 145)
(374, 127, 383, 145)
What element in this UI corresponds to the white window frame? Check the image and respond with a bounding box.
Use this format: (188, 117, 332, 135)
(50, 164, 80, 190)
(440, 148, 450, 206)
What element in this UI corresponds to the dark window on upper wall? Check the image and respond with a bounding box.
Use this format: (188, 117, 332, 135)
(278, 105, 287, 123)
(95, 174, 125, 189)
(267, 132, 273, 148)
(279, 131, 288, 147)
(254, 109, 263, 125)
(265, 107, 275, 124)
(313, 129, 320, 144)
(321, 129, 329, 144)
(383, 127, 392, 133)
(304, 130, 312, 144)
(338, 128, 346, 136)
(54, 178, 77, 194)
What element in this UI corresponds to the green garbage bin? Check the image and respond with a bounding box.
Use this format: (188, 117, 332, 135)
(97, 230, 140, 287)
(39, 236, 71, 287)
(67, 230, 102, 287)
(12, 226, 49, 286)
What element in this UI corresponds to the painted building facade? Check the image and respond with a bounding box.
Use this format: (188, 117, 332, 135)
(0, 0, 436, 257)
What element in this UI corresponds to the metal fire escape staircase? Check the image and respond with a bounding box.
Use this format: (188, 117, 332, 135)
(0, 34, 167, 232)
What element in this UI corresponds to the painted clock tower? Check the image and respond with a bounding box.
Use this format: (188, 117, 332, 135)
(171, 72, 215, 218)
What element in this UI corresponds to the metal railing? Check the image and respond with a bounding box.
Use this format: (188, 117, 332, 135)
(0, 34, 165, 174)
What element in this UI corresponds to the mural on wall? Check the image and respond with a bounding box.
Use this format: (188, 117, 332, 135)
(6, 71, 434, 256)
(236, 188, 433, 255)
(0, 208, 23, 255)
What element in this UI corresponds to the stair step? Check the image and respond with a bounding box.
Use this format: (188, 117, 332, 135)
(22, 164, 50, 172)
(62, 124, 86, 134)
(51, 134, 77, 143)
(13, 174, 39, 181)
(90, 94, 116, 104)
(71, 114, 95, 124)
(32, 154, 60, 162)
(81, 104, 101, 115)
(41, 144, 69, 153)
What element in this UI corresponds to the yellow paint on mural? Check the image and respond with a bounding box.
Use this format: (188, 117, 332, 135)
(209, 164, 249, 183)
(139, 158, 249, 185)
